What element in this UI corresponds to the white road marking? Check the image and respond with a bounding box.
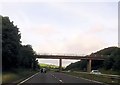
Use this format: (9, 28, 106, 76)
(59, 79, 63, 83)
(62, 73, 106, 84)
(79, 77, 103, 84)
(50, 74, 64, 83)
(17, 72, 40, 85)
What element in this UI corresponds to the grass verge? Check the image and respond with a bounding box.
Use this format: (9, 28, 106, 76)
(99, 68, 120, 75)
(2, 68, 39, 84)
(62, 71, 120, 85)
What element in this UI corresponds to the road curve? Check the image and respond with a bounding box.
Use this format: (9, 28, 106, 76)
(18, 72, 104, 85)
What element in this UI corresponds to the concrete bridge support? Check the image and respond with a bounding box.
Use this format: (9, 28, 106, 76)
(87, 59, 92, 72)
(59, 58, 62, 72)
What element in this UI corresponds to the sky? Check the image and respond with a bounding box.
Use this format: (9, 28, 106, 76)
(0, 0, 119, 67)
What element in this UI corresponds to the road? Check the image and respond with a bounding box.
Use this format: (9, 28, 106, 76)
(18, 72, 104, 85)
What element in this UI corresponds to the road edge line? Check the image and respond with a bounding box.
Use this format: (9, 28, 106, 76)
(17, 72, 40, 85)
(62, 72, 108, 85)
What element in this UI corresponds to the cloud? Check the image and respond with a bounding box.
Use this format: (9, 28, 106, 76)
(30, 24, 59, 37)
(87, 23, 104, 33)
(33, 30, 107, 55)
(2, 2, 117, 55)
(64, 33, 106, 55)
(33, 39, 65, 54)
(1, 1, 118, 67)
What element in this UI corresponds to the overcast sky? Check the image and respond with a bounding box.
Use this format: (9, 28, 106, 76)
(1, 0, 118, 66)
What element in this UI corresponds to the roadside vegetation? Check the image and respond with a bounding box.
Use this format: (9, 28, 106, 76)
(2, 68, 39, 83)
(99, 68, 120, 75)
(65, 47, 120, 75)
(39, 63, 61, 72)
(2, 15, 40, 83)
(64, 47, 120, 84)
(39, 63, 59, 69)
(63, 71, 120, 85)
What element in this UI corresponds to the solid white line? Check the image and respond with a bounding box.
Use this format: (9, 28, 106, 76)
(62, 73, 106, 84)
(17, 72, 40, 85)
(79, 77, 102, 84)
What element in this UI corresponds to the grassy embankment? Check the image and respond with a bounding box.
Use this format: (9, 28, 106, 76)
(39, 63, 59, 72)
(62, 71, 120, 85)
(39, 63, 59, 68)
(39, 63, 66, 72)
(2, 68, 39, 84)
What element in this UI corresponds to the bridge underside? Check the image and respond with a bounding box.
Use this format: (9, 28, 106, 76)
(36, 55, 106, 72)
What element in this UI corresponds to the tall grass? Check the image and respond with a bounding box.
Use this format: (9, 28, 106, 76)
(2, 68, 38, 84)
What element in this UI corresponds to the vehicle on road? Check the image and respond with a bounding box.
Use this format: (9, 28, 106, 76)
(40, 68, 47, 73)
(90, 70, 101, 75)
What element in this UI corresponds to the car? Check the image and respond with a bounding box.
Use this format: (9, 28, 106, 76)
(40, 68, 47, 73)
(90, 70, 101, 75)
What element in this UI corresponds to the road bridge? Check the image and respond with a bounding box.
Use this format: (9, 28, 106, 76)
(36, 54, 108, 72)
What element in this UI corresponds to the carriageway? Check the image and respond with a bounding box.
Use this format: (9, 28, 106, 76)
(36, 54, 108, 72)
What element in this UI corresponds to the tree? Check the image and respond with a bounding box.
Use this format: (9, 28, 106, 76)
(2, 16, 21, 70)
(103, 56, 114, 70)
(19, 45, 39, 69)
(2, 16, 39, 71)
(65, 60, 87, 71)
(102, 47, 120, 70)
(92, 60, 103, 70)
(112, 55, 120, 70)
(79, 60, 87, 71)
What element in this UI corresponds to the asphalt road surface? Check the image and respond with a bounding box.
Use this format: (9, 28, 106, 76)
(18, 72, 104, 85)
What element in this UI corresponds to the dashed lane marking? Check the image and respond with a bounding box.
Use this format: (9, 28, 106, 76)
(50, 74, 64, 83)
(59, 79, 63, 83)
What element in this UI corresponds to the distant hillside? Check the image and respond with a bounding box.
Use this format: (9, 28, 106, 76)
(93, 46, 120, 56)
(65, 46, 120, 71)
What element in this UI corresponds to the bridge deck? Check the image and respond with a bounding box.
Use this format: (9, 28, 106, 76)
(36, 54, 108, 60)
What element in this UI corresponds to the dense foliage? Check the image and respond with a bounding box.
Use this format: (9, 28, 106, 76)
(65, 47, 120, 71)
(65, 60, 87, 71)
(95, 47, 120, 71)
(2, 16, 39, 71)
